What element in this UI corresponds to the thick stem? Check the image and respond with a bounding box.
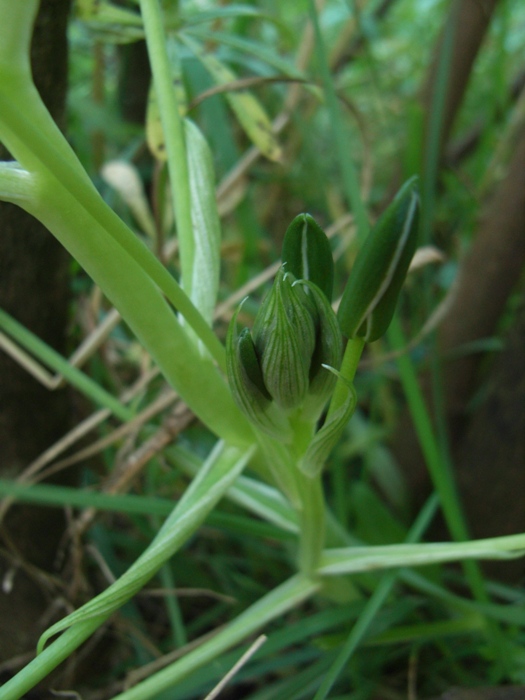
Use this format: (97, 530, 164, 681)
(0, 63, 225, 369)
(0, 162, 34, 204)
(0, 91, 226, 369)
(255, 435, 302, 509)
(16, 174, 252, 446)
(0, 0, 37, 76)
(297, 471, 325, 575)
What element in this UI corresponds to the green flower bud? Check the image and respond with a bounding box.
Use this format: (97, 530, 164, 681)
(252, 269, 316, 411)
(226, 269, 343, 438)
(281, 213, 334, 301)
(337, 176, 420, 342)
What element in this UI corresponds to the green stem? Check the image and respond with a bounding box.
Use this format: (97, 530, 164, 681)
(327, 336, 365, 419)
(0, 94, 225, 369)
(0, 1, 37, 74)
(140, 0, 195, 294)
(297, 472, 325, 575)
(0, 7, 246, 441)
(26, 173, 250, 445)
(0, 7, 224, 368)
(0, 618, 106, 700)
(254, 435, 302, 508)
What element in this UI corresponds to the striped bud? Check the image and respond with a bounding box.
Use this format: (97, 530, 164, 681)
(226, 305, 292, 440)
(252, 269, 316, 411)
(226, 269, 343, 439)
(281, 213, 334, 301)
(337, 177, 420, 342)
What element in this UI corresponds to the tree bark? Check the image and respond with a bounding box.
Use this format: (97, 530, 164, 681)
(454, 297, 525, 582)
(0, 0, 72, 663)
(391, 134, 525, 550)
(421, 0, 500, 160)
(390, 3, 525, 583)
(439, 126, 525, 430)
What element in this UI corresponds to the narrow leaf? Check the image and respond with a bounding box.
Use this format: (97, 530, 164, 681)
(145, 43, 187, 161)
(181, 34, 282, 162)
(185, 119, 221, 328)
(38, 442, 254, 652)
(146, 82, 166, 161)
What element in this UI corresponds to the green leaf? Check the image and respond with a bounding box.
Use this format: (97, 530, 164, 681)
(188, 29, 305, 81)
(38, 442, 254, 652)
(0, 308, 133, 423)
(145, 45, 187, 161)
(351, 482, 407, 545)
(180, 5, 278, 27)
(76, 0, 145, 43)
(185, 119, 221, 328)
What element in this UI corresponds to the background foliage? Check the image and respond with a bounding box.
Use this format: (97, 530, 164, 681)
(0, 0, 524, 698)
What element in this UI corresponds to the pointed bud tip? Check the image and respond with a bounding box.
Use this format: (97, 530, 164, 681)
(281, 213, 334, 302)
(337, 176, 420, 342)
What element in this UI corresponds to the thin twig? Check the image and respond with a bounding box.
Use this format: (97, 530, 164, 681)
(203, 635, 267, 700)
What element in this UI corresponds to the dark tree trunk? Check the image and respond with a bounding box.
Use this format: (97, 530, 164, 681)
(390, 4, 525, 583)
(0, 0, 72, 663)
(439, 126, 525, 429)
(117, 39, 151, 125)
(392, 128, 525, 562)
(421, 0, 500, 161)
(454, 297, 525, 582)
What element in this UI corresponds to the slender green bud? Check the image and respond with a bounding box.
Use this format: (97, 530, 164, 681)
(337, 176, 420, 342)
(237, 327, 271, 401)
(281, 213, 334, 301)
(300, 279, 342, 420)
(226, 305, 291, 440)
